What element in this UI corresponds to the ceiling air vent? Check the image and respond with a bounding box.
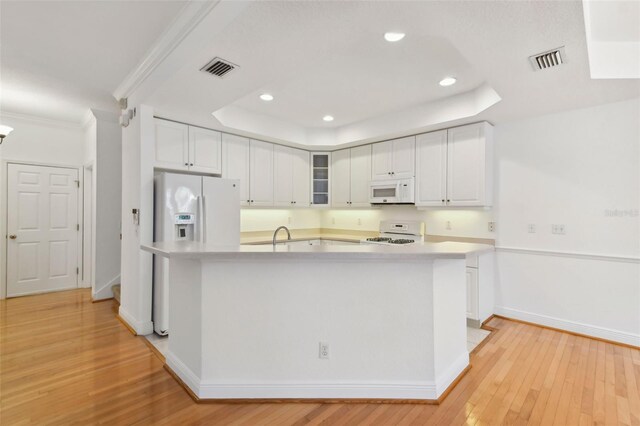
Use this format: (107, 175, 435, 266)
(529, 47, 565, 71)
(200, 57, 238, 78)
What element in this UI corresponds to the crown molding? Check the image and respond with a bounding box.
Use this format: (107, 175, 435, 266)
(112, 0, 221, 101)
(0, 110, 84, 130)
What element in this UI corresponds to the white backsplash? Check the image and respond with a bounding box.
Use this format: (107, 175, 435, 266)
(242, 206, 495, 239)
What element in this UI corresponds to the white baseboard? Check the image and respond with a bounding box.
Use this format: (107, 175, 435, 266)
(118, 306, 153, 335)
(92, 275, 120, 300)
(495, 306, 640, 347)
(435, 351, 469, 395)
(166, 350, 444, 400)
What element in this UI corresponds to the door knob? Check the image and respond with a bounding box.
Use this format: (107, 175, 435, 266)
(9, 235, 17, 240)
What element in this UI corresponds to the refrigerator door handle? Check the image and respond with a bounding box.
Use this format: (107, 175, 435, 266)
(201, 195, 207, 243)
(196, 195, 203, 242)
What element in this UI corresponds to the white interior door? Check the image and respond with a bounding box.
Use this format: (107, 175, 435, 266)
(7, 164, 79, 297)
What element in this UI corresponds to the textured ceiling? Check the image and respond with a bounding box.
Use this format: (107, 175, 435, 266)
(0, 0, 187, 122)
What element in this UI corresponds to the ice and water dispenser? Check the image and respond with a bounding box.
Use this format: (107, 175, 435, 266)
(174, 213, 195, 240)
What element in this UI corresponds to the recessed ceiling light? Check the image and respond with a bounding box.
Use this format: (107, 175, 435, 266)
(323, 115, 334, 122)
(439, 77, 457, 87)
(259, 93, 274, 101)
(384, 32, 405, 42)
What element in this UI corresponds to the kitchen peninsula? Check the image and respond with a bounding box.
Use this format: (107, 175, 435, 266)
(142, 241, 494, 401)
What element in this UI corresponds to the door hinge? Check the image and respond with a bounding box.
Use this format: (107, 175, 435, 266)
(75, 180, 80, 188)
(77, 224, 80, 231)
(76, 267, 79, 275)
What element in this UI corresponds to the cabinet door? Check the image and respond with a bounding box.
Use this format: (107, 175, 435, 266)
(249, 140, 274, 207)
(188, 126, 221, 174)
(466, 267, 479, 320)
(310, 153, 330, 207)
(155, 120, 189, 171)
(415, 130, 447, 206)
(331, 148, 351, 207)
(447, 123, 487, 206)
(391, 136, 415, 178)
(371, 141, 393, 181)
(222, 134, 250, 206)
(349, 145, 371, 207)
(291, 148, 310, 207)
(273, 145, 293, 207)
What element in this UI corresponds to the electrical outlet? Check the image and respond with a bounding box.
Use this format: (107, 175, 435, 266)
(527, 224, 536, 233)
(446, 221, 452, 230)
(488, 222, 496, 232)
(319, 342, 330, 359)
(551, 224, 566, 235)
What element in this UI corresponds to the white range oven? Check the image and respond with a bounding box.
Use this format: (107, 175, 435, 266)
(369, 177, 415, 204)
(360, 220, 425, 246)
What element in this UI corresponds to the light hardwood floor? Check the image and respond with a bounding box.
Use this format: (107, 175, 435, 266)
(1, 289, 638, 425)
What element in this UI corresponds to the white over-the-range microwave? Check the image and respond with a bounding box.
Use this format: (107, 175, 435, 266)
(369, 177, 415, 204)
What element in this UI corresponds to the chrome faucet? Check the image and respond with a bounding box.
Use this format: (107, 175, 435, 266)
(272, 226, 291, 246)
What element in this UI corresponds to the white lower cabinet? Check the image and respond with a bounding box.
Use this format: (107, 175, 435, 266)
(466, 266, 479, 320)
(465, 252, 495, 325)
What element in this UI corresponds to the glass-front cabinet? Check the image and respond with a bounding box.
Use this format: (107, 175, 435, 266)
(310, 152, 330, 207)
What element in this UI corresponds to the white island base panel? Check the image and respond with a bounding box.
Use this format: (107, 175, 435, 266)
(164, 256, 470, 401)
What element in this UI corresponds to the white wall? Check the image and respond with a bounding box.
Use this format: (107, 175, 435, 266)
(119, 105, 154, 334)
(93, 111, 122, 299)
(493, 97, 640, 346)
(0, 113, 84, 298)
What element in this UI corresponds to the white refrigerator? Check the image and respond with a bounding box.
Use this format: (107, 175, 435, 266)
(153, 172, 240, 335)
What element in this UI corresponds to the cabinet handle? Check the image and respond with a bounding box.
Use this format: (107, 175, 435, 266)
(246, 200, 250, 203)
(190, 163, 194, 166)
(184, 162, 188, 166)
(441, 199, 445, 203)
(9, 234, 17, 240)
(447, 199, 450, 203)
(392, 171, 395, 175)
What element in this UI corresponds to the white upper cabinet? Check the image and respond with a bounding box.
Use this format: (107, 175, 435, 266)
(291, 148, 310, 207)
(331, 145, 371, 207)
(330, 148, 351, 207)
(371, 141, 393, 181)
(371, 136, 415, 180)
(415, 122, 493, 207)
(415, 130, 447, 206)
(188, 126, 221, 174)
(310, 153, 330, 207)
(447, 123, 492, 206)
(349, 144, 372, 207)
(222, 133, 250, 206)
(274, 145, 310, 207)
(155, 120, 189, 171)
(155, 119, 222, 174)
(390, 136, 415, 179)
(249, 140, 274, 207)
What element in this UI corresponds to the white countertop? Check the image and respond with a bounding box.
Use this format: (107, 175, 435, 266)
(141, 240, 494, 260)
